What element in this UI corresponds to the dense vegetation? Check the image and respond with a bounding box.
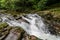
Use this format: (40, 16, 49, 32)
(0, 0, 60, 11)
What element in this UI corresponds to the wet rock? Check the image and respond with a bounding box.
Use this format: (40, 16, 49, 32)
(5, 27, 25, 40)
(43, 13, 60, 36)
(42, 13, 53, 20)
(0, 25, 26, 40)
(22, 33, 41, 40)
(22, 33, 30, 40)
(0, 26, 12, 40)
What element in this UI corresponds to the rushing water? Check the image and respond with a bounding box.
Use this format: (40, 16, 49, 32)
(0, 14, 60, 40)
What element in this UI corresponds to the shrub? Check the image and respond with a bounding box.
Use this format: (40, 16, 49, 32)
(0, 0, 60, 11)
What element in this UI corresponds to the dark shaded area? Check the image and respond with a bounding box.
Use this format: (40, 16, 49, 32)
(46, 0, 60, 6)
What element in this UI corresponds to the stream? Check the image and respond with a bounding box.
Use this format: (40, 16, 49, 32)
(0, 13, 60, 40)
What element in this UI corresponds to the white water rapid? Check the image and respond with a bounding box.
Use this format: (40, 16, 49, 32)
(0, 14, 60, 40)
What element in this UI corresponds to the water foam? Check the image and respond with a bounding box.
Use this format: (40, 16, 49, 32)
(0, 14, 60, 40)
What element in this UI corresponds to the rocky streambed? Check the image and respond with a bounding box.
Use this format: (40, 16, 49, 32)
(0, 23, 39, 40)
(0, 13, 60, 40)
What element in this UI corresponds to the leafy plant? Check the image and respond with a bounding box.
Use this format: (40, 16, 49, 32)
(0, 0, 60, 11)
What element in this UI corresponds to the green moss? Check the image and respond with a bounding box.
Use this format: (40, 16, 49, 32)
(0, 22, 8, 29)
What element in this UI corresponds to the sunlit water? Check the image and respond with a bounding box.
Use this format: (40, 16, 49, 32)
(0, 14, 60, 40)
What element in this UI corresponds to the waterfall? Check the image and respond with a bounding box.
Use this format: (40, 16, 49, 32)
(0, 13, 60, 40)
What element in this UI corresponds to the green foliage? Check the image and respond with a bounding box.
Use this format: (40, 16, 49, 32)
(36, 0, 48, 10)
(0, 0, 60, 11)
(0, 0, 18, 10)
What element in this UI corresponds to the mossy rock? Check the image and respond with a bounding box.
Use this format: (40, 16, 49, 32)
(0, 22, 8, 29)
